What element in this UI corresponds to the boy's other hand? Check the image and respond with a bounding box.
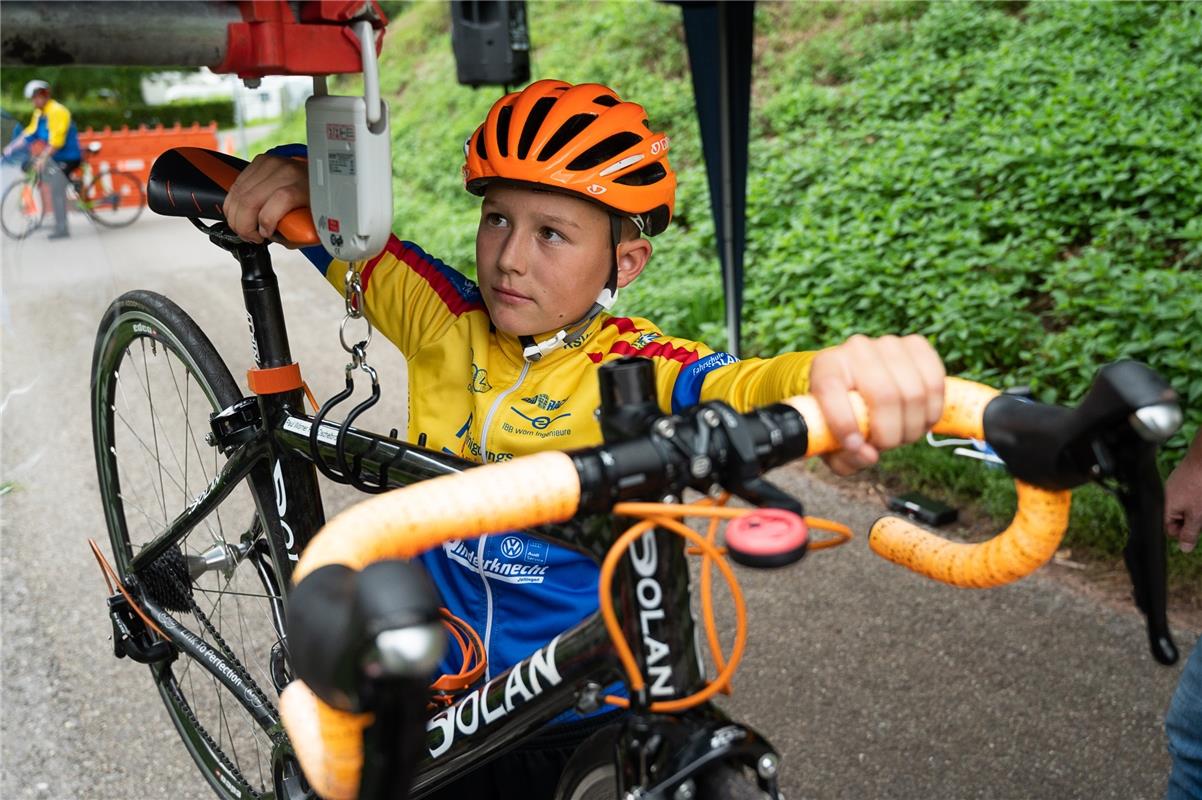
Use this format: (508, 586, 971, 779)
(223, 154, 310, 244)
(809, 334, 945, 476)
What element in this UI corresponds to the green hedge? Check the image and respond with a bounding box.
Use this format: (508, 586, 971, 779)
(6, 99, 234, 131)
(71, 100, 235, 131)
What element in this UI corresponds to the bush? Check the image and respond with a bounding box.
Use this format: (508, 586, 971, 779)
(71, 99, 235, 131)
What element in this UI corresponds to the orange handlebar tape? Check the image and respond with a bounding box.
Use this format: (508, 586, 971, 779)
(280, 681, 372, 800)
(868, 481, 1071, 587)
(784, 377, 1072, 588)
(246, 363, 304, 395)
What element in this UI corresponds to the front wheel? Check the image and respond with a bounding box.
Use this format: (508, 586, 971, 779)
(81, 170, 144, 227)
(554, 726, 771, 800)
(0, 178, 46, 239)
(91, 290, 307, 799)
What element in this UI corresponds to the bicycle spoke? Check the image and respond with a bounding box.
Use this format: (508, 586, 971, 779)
(116, 346, 225, 545)
(140, 339, 169, 524)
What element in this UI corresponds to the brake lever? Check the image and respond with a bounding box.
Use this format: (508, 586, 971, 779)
(1113, 443, 1179, 665)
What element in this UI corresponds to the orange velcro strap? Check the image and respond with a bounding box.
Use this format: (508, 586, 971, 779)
(247, 363, 304, 395)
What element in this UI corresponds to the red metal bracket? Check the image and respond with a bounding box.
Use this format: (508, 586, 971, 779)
(214, 1, 388, 79)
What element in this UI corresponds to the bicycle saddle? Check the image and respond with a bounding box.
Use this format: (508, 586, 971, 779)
(146, 147, 318, 244)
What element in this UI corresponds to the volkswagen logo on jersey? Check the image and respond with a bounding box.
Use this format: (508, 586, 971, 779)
(501, 536, 524, 559)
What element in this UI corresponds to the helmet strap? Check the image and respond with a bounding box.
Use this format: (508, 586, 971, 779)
(519, 215, 624, 363)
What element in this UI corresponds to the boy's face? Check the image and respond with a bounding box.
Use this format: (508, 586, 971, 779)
(475, 184, 614, 338)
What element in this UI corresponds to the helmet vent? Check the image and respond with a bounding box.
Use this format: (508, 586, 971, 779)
(537, 114, 597, 162)
(614, 162, 668, 187)
(593, 94, 620, 107)
(517, 97, 558, 159)
(474, 132, 488, 160)
(566, 132, 643, 171)
(495, 104, 513, 157)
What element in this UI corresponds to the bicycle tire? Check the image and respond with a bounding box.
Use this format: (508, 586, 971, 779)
(81, 170, 144, 228)
(0, 178, 46, 239)
(91, 290, 307, 800)
(554, 725, 769, 800)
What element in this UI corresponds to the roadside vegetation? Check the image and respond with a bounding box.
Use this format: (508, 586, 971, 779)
(264, 1, 1202, 585)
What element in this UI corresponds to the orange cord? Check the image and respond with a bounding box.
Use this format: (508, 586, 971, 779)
(600, 502, 749, 713)
(598, 499, 853, 713)
(302, 381, 319, 414)
(88, 539, 169, 641)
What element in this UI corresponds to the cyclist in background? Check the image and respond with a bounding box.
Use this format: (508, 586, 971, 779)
(224, 79, 947, 798)
(1, 79, 81, 239)
(1165, 426, 1202, 799)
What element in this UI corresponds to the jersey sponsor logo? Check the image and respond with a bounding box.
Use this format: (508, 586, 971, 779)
(469, 363, 492, 393)
(521, 393, 568, 411)
(502, 405, 573, 439)
(686, 352, 738, 379)
(500, 536, 524, 559)
(427, 635, 563, 758)
(443, 538, 549, 583)
(464, 426, 514, 462)
(633, 331, 660, 349)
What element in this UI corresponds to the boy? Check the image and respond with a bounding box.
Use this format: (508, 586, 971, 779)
(225, 79, 945, 797)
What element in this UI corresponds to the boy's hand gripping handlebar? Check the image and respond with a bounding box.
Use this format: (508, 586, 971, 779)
(279, 365, 1180, 800)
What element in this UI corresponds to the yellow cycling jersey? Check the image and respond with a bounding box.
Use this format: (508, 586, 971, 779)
(315, 237, 817, 462)
(23, 98, 80, 157)
(304, 235, 820, 689)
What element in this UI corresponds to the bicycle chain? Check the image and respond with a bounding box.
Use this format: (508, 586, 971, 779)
(163, 567, 286, 798)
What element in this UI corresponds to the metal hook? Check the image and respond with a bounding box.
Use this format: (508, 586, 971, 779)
(336, 363, 384, 492)
(310, 374, 356, 483)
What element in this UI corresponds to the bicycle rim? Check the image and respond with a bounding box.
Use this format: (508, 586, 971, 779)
(0, 178, 46, 239)
(83, 171, 144, 228)
(560, 765, 617, 800)
(91, 291, 304, 800)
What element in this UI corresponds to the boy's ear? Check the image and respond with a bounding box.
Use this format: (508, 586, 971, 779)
(615, 238, 653, 289)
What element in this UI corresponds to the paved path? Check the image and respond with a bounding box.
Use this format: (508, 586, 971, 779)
(0, 210, 1195, 799)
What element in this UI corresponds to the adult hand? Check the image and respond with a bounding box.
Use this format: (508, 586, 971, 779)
(1165, 432, 1202, 554)
(222, 154, 310, 244)
(809, 334, 945, 476)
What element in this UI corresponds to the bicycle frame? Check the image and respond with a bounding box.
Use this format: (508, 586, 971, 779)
(122, 238, 776, 798)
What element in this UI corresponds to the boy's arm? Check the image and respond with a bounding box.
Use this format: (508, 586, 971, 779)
(699, 334, 944, 475)
(223, 150, 473, 357)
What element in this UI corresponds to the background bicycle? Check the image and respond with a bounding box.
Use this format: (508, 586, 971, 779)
(0, 140, 144, 239)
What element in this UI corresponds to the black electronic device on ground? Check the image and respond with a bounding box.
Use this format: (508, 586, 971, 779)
(887, 492, 959, 527)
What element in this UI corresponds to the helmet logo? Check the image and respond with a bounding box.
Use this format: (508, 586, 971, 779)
(586, 183, 607, 195)
(650, 136, 670, 155)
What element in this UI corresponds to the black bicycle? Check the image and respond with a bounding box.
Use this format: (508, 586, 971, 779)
(91, 147, 1183, 800)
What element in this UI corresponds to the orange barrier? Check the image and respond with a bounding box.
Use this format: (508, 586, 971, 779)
(77, 122, 232, 207)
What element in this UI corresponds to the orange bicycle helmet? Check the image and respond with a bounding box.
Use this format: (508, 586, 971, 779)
(463, 79, 676, 236)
